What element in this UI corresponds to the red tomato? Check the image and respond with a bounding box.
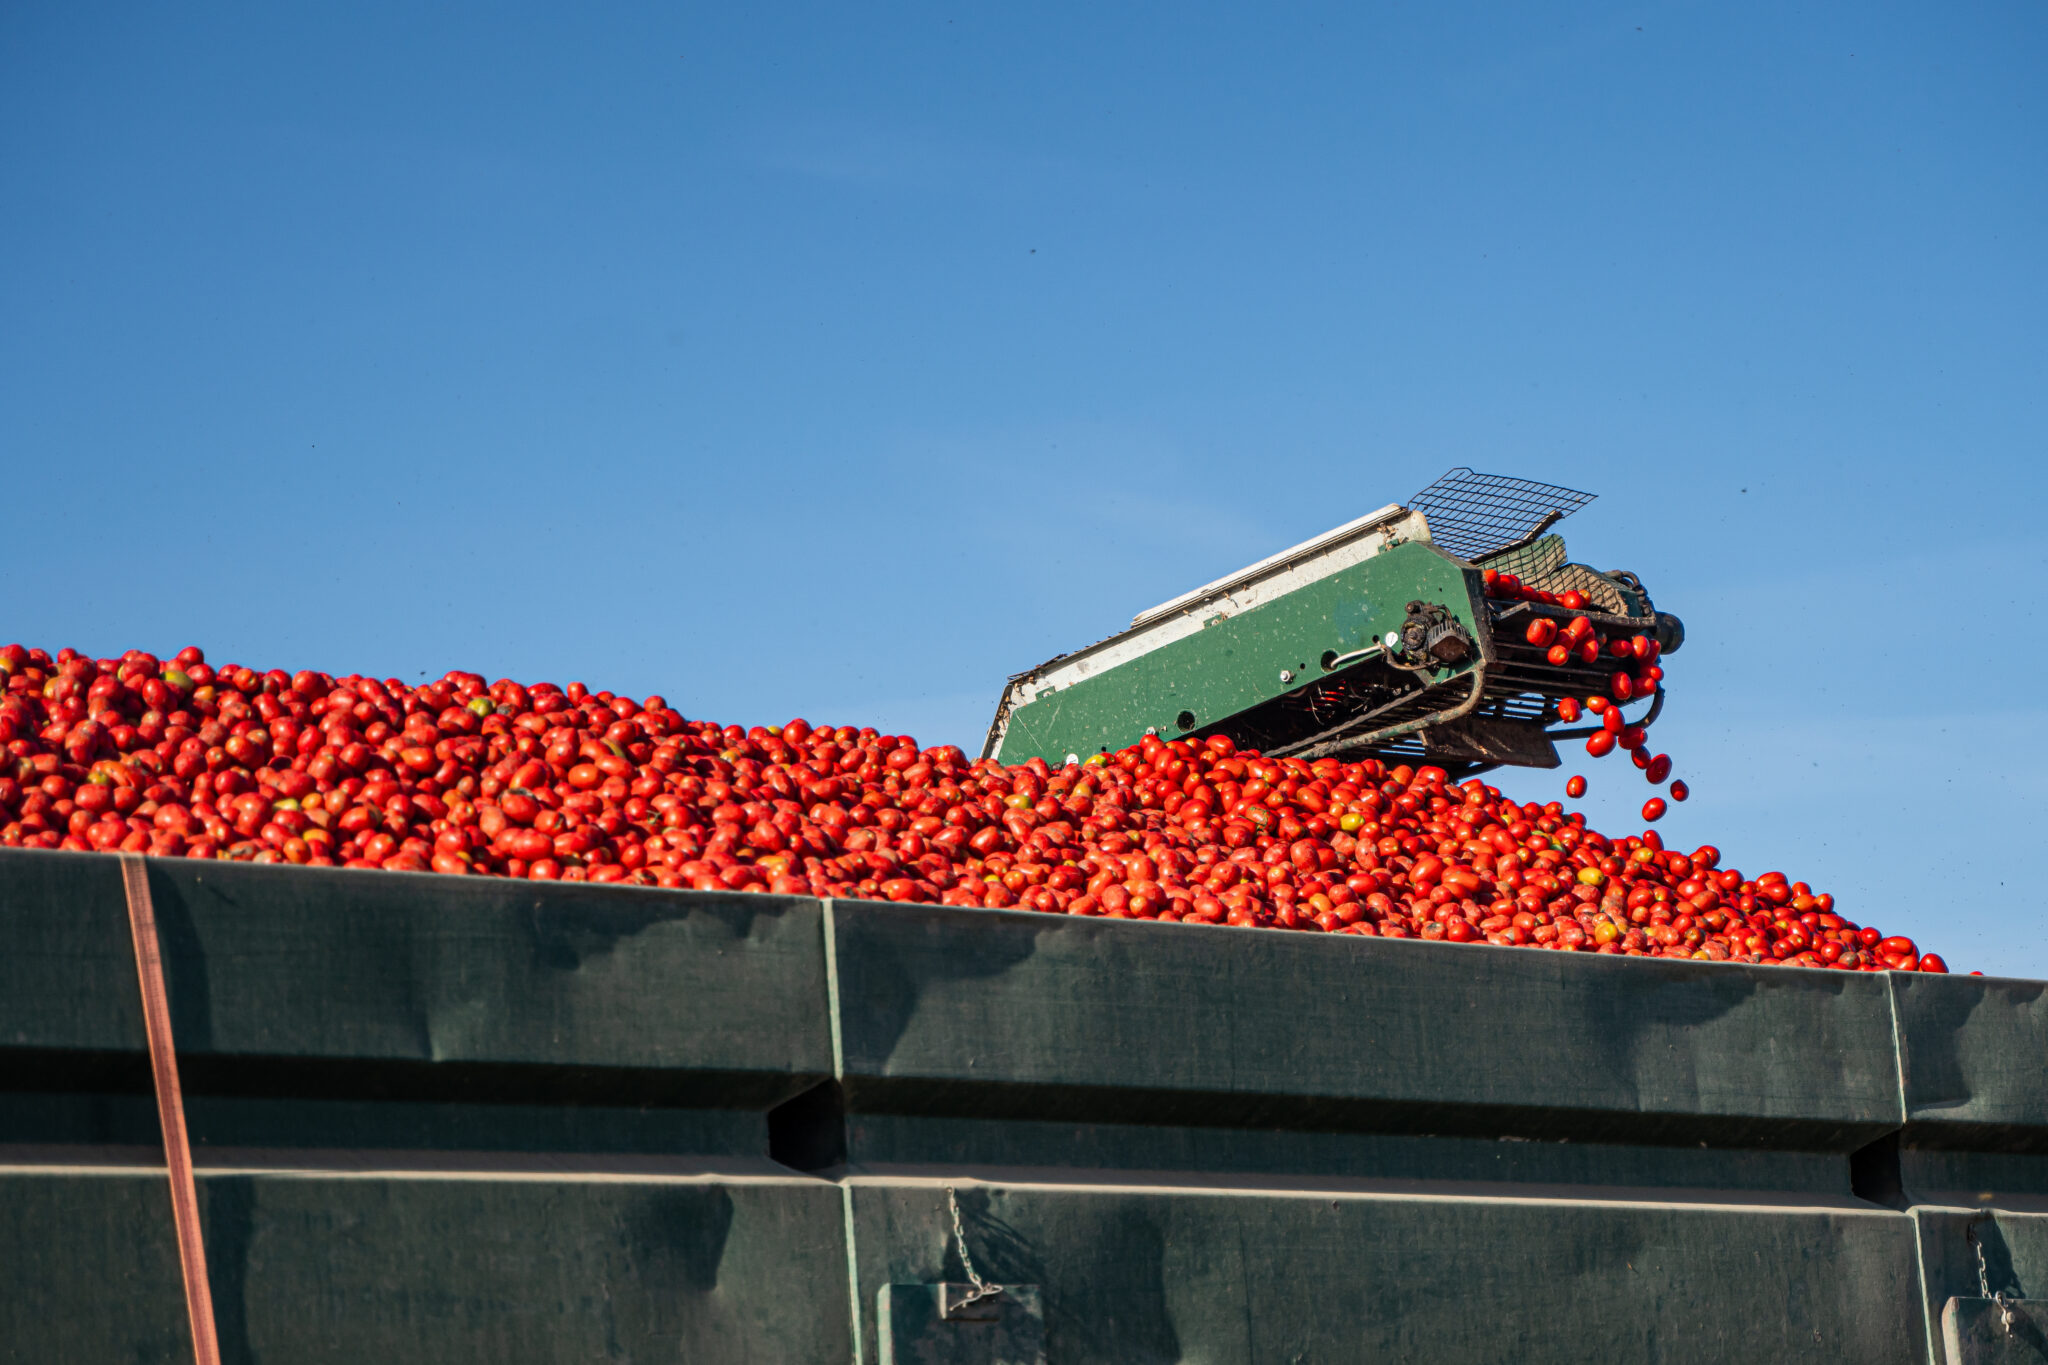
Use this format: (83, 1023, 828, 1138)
(1611, 672, 1634, 701)
(1525, 618, 1558, 647)
(1546, 644, 1571, 666)
(0, 633, 1964, 972)
(1641, 797, 1666, 822)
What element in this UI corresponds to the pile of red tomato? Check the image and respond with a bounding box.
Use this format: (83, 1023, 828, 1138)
(0, 641, 1950, 973)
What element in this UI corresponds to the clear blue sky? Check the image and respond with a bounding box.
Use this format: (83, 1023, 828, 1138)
(5, 4, 2044, 974)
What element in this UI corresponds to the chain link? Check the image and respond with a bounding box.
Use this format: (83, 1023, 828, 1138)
(945, 1186, 1003, 1309)
(1975, 1224, 2017, 1337)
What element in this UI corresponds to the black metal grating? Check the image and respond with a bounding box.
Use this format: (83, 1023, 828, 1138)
(1408, 468, 1597, 563)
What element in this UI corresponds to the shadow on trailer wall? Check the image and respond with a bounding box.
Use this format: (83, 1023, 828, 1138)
(0, 848, 2041, 1364)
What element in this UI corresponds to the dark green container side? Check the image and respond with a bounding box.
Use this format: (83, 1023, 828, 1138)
(824, 899, 1905, 1150)
(1891, 972, 2048, 1214)
(4, 850, 2046, 1363)
(844, 1181, 1925, 1365)
(0, 848, 833, 1156)
(0, 1169, 850, 1365)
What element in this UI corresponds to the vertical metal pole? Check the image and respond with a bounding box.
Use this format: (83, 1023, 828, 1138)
(119, 854, 221, 1365)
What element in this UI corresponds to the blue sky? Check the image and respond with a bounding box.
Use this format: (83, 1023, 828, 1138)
(4, 4, 2044, 973)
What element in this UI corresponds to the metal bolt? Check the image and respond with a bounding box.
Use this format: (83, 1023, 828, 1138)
(1279, 669, 1295, 684)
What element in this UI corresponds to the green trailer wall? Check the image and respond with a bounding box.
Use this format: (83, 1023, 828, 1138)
(0, 848, 2041, 1363)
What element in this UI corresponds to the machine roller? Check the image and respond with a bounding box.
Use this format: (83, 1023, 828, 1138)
(983, 467, 1685, 779)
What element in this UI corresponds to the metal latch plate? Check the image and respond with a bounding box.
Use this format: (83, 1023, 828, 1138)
(1943, 1296, 2047, 1364)
(878, 1283, 1046, 1364)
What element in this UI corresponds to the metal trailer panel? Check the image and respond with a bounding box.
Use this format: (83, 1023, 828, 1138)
(843, 1179, 1926, 1365)
(2, 848, 2044, 1363)
(821, 899, 1906, 1152)
(0, 1168, 852, 1365)
(0, 852, 834, 1157)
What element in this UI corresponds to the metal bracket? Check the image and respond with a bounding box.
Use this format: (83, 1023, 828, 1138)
(877, 1284, 1046, 1364)
(940, 1283, 1007, 1322)
(1942, 1296, 2045, 1363)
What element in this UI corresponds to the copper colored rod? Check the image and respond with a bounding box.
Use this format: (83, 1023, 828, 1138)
(119, 854, 222, 1365)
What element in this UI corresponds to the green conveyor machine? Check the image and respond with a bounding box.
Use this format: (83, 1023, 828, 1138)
(985, 466, 1686, 777)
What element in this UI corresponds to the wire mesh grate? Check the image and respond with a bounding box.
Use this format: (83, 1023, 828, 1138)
(1408, 468, 1597, 562)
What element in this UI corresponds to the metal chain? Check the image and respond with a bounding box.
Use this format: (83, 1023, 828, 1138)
(1975, 1227, 2017, 1336)
(945, 1187, 1003, 1309)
